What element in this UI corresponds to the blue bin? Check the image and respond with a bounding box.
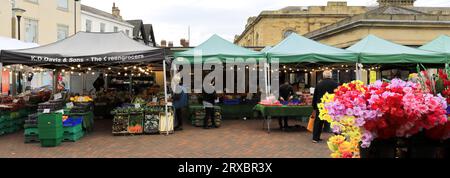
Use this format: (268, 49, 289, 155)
(63, 117, 83, 127)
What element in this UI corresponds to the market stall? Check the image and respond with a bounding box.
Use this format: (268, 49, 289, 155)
(174, 34, 266, 127)
(348, 35, 447, 82)
(257, 33, 358, 132)
(420, 35, 450, 57)
(0, 32, 169, 145)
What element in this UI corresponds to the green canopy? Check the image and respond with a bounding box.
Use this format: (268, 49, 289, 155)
(419, 35, 450, 54)
(348, 35, 446, 64)
(174, 34, 264, 63)
(266, 33, 358, 64)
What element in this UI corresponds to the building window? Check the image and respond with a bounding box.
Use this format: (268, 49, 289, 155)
(57, 0, 68, 10)
(283, 30, 296, 39)
(126, 30, 130, 36)
(57, 24, 69, 41)
(85, 20, 92, 32)
(100, 23, 106, 33)
(24, 19, 38, 43)
(114, 26, 118, 32)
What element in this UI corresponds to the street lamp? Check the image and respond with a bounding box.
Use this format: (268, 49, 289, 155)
(12, 8, 26, 40)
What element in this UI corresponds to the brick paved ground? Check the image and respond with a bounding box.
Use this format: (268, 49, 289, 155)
(0, 119, 331, 158)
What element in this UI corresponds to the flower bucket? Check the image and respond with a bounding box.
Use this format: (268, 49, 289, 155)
(359, 138, 397, 158)
(446, 106, 450, 115)
(407, 132, 442, 158)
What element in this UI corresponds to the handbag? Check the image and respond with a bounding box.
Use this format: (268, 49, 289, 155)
(307, 111, 316, 132)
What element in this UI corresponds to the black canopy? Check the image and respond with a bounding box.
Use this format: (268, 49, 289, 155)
(0, 32, 165, 68)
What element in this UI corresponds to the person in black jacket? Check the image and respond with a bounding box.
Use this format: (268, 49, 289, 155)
(312, 70, 339, 143)
(202, 83, 218, 129)
(278, 82, 294, 130)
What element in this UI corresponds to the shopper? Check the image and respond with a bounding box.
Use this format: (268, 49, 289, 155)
(312, 70, 338, 143)
(278, 81, 294, 130)
(93, 74, 105, 92)
(172, 75, 188, 131)
(202, 83, 218, 129)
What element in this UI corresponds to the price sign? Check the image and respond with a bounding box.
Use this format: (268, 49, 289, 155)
(55, 109, 64, 114)
(135, 103, 141, 108)
(152, 97, 158, 103)
(24, 96, 30, 101)
(54, 93, 62, 100)
(13, 99, 19, 103)
(66, 102, 74, 108)
(43, 109, 51, 113)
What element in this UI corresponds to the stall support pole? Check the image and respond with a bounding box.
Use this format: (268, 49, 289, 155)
(355, 63, 362, 81)
(11, 67, 17, 96)
(53, 70, 59, 94)
(0, 63, 2, 95)
(163, 59, 169, 136)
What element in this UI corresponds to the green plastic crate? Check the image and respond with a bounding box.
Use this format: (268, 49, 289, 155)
(63, 124, 82, 134)
(38, 113, 63, 129)
(14, 118, 25, 125)
(25, 135, 40, 143)
(24, 128, 39, 136)
(0, 122, 5, 129)
(40, 137, 62, 147)
(3, 127, 15, 134)
(39, 127, 63, 139)
(4, 120, 14, 128)
(62, 131, 84, 142)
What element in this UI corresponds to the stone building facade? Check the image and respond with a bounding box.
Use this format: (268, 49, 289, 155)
(234, 1, 367, 47)
(235, 0, 450, 48)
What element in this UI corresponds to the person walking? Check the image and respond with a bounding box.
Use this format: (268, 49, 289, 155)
(279, 81, 294, 130)
(312, 70, 338, 143)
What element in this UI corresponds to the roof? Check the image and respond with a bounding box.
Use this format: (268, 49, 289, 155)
(365, 6, 427, 15)
(175, 34, 264, 63)
(419, 35, 450, 53)
(0, 36, 38, 51)
(266, 33, 357, 63)
(347, 35, 446, 63)
(0, 32, 164, 66)
(81, 5, 131, 25)
(126, 20, 144, 37)
(144, 24, 156, 47)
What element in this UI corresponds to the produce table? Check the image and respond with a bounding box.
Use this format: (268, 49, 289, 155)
(253, 104, 313, 133)
(188, 104, 255, 120)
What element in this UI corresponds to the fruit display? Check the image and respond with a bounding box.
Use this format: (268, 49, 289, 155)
(38, 100, 64, 113)
(70, 96, 93, 103)
(112, 114, 128, 134)
(143, 106, 165, 134)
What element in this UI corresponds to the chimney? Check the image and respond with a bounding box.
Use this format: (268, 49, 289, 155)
(160, 40, 167, 47)
(112, 2, 122, 19)
(180, 39, 188, 47)
(168, 41, 174, 47)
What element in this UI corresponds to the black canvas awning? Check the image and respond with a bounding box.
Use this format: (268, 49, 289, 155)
(0, 32, 165, 68)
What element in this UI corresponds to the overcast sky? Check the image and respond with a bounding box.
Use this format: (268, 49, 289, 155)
(81, 0, 450, 46)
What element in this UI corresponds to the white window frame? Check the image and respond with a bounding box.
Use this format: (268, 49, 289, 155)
(57, 24, 69, 41)
(24, 18, 39, 43)
(85, 19, 92, 32)
(57, 0, 69, 11)
(100, 23, 106, 33)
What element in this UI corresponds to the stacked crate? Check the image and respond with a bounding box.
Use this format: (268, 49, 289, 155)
(38, 113, 63, 147)
(62, 117, 84, 142)
(0, 110, 25, 136)
(24, 113, 39, 143)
